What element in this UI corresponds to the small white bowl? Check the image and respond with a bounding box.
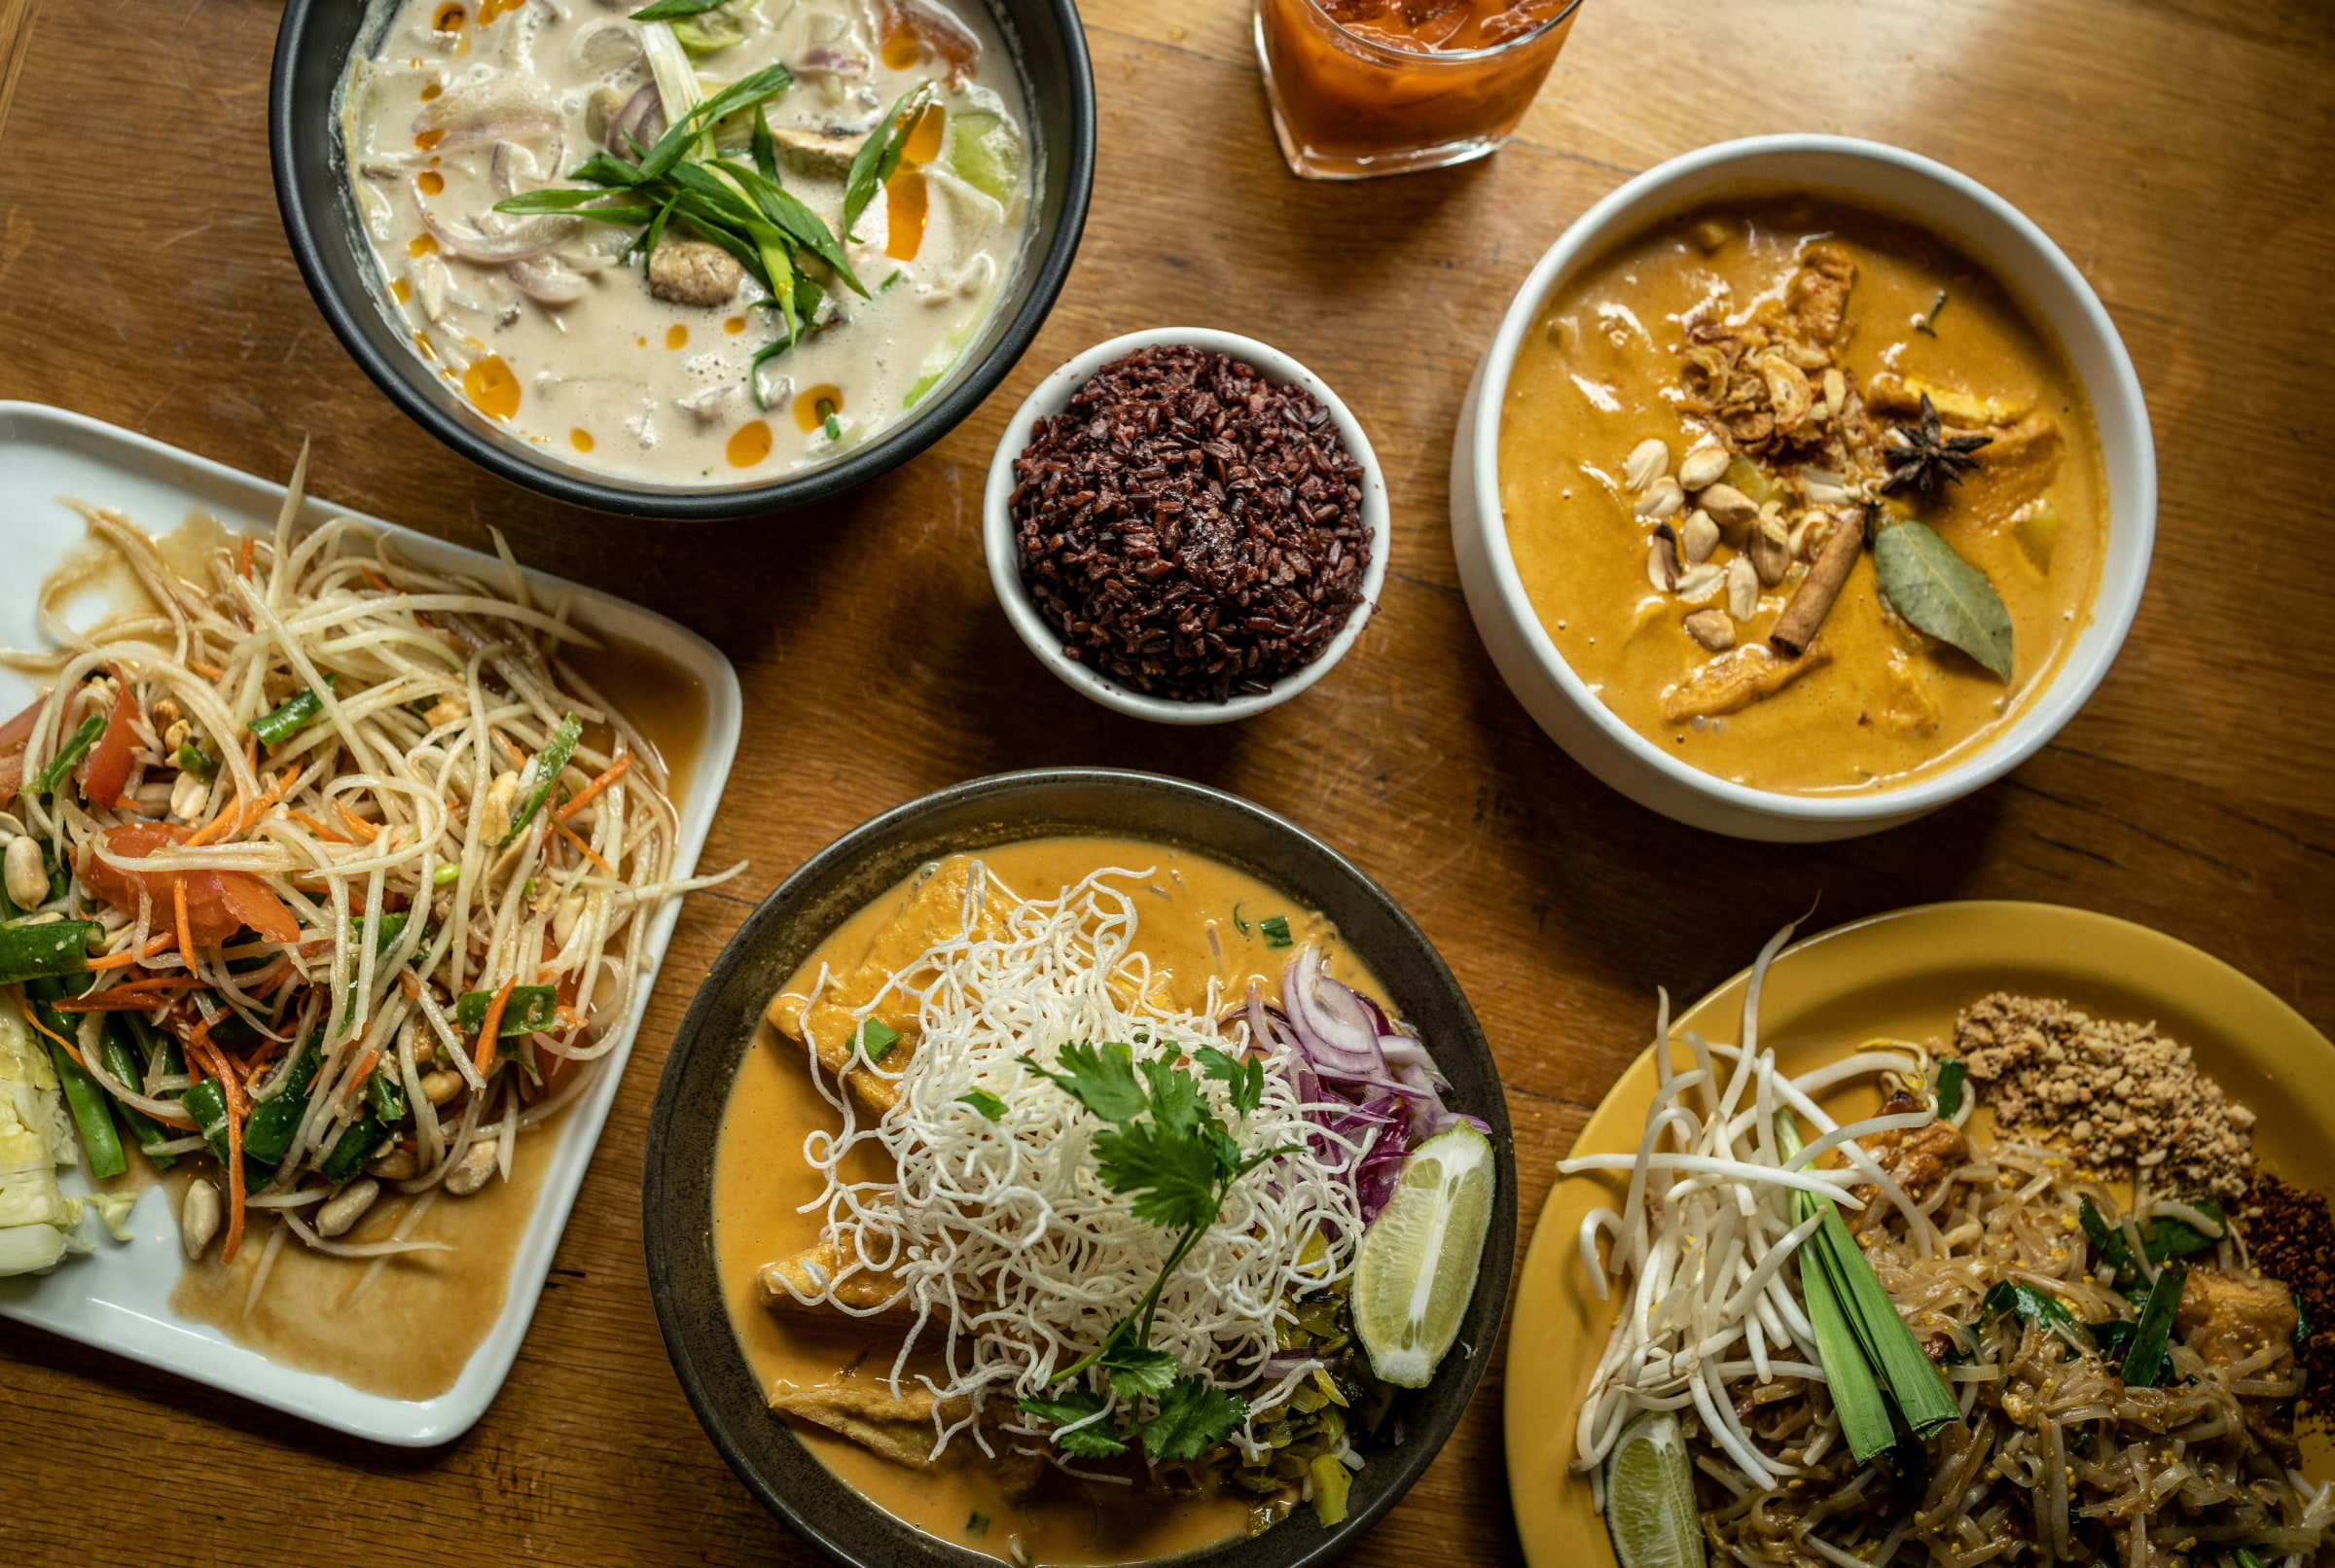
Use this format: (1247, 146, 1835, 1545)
(984, 327, 1390, 725)
(1450, 134, 2156, 841)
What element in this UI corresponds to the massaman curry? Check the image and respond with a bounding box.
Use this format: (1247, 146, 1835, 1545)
(711, 837, 1401, 1564)
(1497, 196, 2106, 794)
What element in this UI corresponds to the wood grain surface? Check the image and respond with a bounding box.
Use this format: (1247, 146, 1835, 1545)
(3, 1, 2331, 1564)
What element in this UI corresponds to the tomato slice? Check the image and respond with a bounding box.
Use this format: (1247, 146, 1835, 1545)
(79, 822, 303, 947)
(77, 675, 141, 810)
(0, 693, 46, 807)
(205, 868, 302, 944)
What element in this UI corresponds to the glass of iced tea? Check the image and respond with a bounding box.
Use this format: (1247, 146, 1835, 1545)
(1255, 0, 1583, 180)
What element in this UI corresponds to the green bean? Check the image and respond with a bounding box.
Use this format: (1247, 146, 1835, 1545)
(182, 1078, 234, 1166)
(454, 983, 558, 1039)
(241, 1042, 321, 1166)
(0, 918, 97, 986)
(99, 1018, 176, 1170)
(49, 1040, 127, 1180)
(249, 676, 335, 747)
(320, 1112, 389, 1184)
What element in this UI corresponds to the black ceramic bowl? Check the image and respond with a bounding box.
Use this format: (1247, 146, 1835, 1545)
(269, 0, 1094, 519)
(643, 768, 1518, 1567)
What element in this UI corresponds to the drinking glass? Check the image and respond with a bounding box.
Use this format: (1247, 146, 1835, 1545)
(1254, 0, 1585, 180)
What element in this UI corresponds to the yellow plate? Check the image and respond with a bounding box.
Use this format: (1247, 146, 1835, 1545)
(1503, 900, 2335, 1566)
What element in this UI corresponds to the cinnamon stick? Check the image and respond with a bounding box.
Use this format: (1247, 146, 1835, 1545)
(1770, 514, 1864, 658)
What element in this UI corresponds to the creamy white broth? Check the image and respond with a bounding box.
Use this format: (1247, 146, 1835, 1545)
(341, 0, 1029, 484)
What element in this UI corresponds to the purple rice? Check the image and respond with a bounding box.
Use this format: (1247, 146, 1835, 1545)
(1008, 344, 1374, 703)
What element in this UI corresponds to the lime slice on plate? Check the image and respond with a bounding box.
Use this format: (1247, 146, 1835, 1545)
(1602, 1409, 1702, 1568)
(1353, 1123, 1494, 1387)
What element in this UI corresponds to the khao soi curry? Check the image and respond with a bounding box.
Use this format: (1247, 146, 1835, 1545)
(712, 837, 1495, 1563)
(1497, 196, 2105, 795)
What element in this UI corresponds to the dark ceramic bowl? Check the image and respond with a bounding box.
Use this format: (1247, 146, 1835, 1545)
(643, 767, 1518, 1567)
(269, 0, 1094, 519)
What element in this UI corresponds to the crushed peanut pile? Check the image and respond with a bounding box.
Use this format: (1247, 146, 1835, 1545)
(1955, 993, 2255, 1201)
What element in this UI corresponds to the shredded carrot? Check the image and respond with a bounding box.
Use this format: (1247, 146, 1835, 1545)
(172, 878, 197, 976)
(183, 796, 242, 847)
(284, 808, 349, 843)
(333, 802, 378, 841)
(397, 971, 421, 999)
(496, 732, 528, 767)
(53, 987, 198, 1012)
(85, 948, 149, 971)
(234, 766, 298, 833)
(143, 932, 176, 956)
(554, 752, 631, 824)
(553, 817, 612, 873)
(238, 537, 256, 580)
(186, 1034, 246, 1263)
(85, 973, 198, 996)
(361, 566, 396, 595)
(339, 1048, 380, 1109)
(471, 976, 517, 1074)
(188, 659, 226, 681)
(10, 987, 82, 1064)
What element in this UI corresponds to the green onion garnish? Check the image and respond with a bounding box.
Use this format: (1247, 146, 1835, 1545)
(1933, 1058, 1964, 1120)
(1258, 915, 1293, 948)
(855, 1017, 902, 1065)
(1776, 1113, 1960, 1462)
(2120, 1262, 2188, 1387)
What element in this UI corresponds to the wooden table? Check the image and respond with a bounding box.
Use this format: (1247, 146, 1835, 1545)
(3, 0, 2329, 1562)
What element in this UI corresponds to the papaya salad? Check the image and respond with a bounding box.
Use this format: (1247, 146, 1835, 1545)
(0, 465, 736, 1297)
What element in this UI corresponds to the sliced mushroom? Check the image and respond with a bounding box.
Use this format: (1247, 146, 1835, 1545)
(507, 254, 590, 306)
(569, 18, 642, 78)
(421, 208, 576, 266)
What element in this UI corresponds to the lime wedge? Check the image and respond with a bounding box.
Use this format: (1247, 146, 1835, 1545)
(1602, 1410, 1702, 1568)
(1352, 1123, 1494, 1387)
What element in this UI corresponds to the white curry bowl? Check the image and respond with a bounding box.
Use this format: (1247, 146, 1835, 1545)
(1451, 135, 2155, 841)
(985, 327, 1390, 725)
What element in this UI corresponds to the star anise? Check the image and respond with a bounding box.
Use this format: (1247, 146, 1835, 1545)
(1879, 393, 1992, 498)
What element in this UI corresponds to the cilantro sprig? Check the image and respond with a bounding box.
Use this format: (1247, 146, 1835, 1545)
(1012, 1040, 1286, 1461)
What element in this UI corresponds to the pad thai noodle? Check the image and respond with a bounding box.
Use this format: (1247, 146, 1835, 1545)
(0, 458, 736, 1301)
(1565, 927, 2331, 1567)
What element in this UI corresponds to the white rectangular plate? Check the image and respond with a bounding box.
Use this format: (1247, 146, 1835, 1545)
(0, 401, 742, 1445)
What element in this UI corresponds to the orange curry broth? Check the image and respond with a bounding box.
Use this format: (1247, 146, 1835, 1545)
(1496, 196, 2106, 795)
(713, 837, 1392, 1565)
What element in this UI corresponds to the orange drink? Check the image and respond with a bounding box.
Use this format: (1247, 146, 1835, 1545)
(1255, 0, 1583, 179)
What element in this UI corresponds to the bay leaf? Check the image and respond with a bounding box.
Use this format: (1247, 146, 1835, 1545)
(1873, 519, 2014, 681)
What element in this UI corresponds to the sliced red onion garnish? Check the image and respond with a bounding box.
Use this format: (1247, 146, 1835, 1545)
(1259, 1351, 1327, 1380)
(506, 255, 589, 306)
(1272, 945, 1481, 1223)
